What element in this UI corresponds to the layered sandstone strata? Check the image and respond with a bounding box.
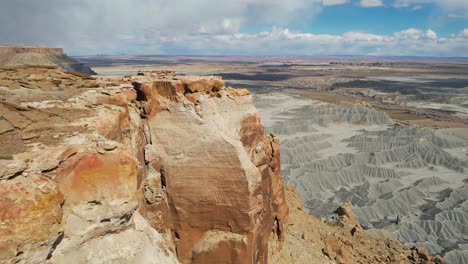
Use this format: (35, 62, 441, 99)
(0, 66, 288, 263)
(0, 46, 96, 75)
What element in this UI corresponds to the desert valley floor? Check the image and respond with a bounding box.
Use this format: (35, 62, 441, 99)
(76, 55, 468, 263)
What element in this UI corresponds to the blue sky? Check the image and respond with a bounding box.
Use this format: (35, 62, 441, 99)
(242, 1, 467, 36)
(314, 2, 466, 36)
(0, 0, 467, 56)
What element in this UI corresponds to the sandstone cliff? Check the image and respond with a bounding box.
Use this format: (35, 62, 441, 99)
(0, 46, 96, 75)
(0, 66, 288, 263)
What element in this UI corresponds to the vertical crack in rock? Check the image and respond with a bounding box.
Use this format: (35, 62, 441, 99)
(46, 232, 64, 260)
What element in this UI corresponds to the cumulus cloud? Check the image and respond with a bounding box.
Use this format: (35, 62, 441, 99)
(394, 28, 437, 40)
(359, 0, 384, 8)
(343, 32, 390, 42)
(0, 1, 466, 56)
(0, 0, 323, 53)
(394, 28, 423, 40)
(157, 27, 466, 57)
(425, 29, 437, 40)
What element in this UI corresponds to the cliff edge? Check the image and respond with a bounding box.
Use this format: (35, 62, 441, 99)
(0, 66, 287, 263)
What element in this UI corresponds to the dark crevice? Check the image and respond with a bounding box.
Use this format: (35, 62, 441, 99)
(119, 211, 133, 222)
(183, 84, 192, 94)
(173, 230, 180, 240)
(6, 170, 24, 180)
(88, 200, 102, 205)
(46, 232, 64, 260)
(160, 168, 167, 188)
(274, 217, 282, 239)
(41, 165, 58, 174)
(132, 81, 147, 101)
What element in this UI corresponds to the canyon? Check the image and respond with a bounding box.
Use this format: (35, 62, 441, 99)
(0, 56, 455, 263)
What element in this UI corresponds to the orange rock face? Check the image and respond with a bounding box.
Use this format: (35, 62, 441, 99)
(133, 70, 289, 263)
(181, 76, 225, 93)
(0, 67, 288, 264)
(57, 151, 137, 207)
(0, 174, 63, 262)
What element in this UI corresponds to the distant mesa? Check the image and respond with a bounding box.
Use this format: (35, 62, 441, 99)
(0, 46, 96, 75)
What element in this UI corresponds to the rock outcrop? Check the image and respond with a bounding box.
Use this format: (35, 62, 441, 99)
(132, 70, 288, 263)
(0, 67, 288, 263)
(0, 46, 96, 75)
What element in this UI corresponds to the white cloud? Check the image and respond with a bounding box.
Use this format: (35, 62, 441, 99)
(343, 32, 391, 42)
(392, 0, 468, 17)
(393, 28, 437, 40)
(394, 28, 424, 40)
(0, 0, 324, 53)
(0, 1, 466, 56)
(322, 0, 349, 6)
(425, 29, 437, 40)
(359, 0, 384, 8)
(153, 27, 466, 57)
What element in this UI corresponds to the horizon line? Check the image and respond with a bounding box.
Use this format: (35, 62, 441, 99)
(70, 54, 468, 60)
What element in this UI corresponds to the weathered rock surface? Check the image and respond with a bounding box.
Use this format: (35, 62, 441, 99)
(0, 46, 96, 75)
(0, 67, 288, 263)
(132, 70, 288, 263)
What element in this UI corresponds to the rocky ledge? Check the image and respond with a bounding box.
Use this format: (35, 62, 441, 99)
(0, 66, 288, 263)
